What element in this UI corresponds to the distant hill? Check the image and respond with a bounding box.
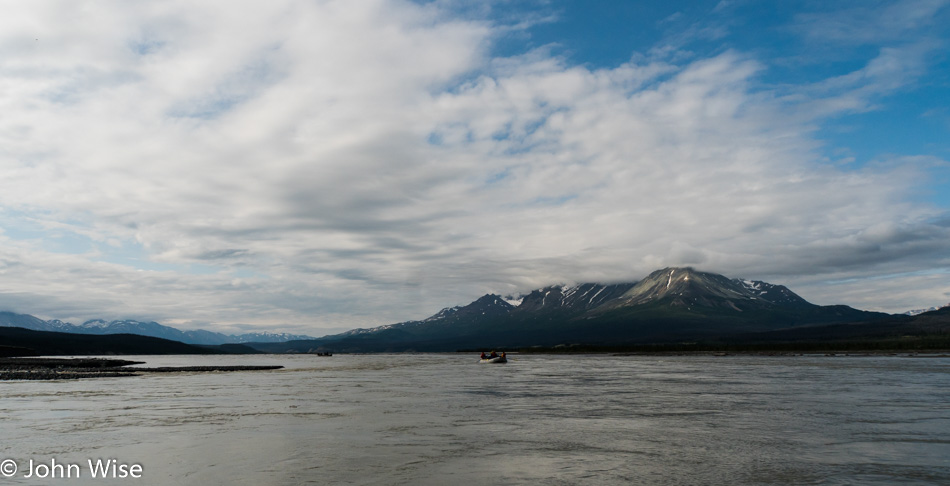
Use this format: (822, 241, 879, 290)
(248, 267, 902, 353)
(0, 312, 314, 345)
(688, 305, 950, 351)
(0, 327, 260, 356)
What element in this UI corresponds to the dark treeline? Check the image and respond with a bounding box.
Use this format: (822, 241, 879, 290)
(462, 335, 950, 354)
(0, 326, 260, 356)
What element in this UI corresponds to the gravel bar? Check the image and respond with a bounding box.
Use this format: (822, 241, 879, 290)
(0, 358, 283, 381)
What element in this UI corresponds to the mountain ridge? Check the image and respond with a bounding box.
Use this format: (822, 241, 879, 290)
(3, 267, 945, 353)
(0, 312, 314, 345)
(250, 267, 902, 353)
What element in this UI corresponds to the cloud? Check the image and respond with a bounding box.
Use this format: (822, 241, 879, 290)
(0, 0, 947, 331)
(788, 42, 938, 119)
(792, 0, 950, 45)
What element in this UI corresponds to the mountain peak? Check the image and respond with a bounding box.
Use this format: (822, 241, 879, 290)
(606, 267, 814, 311)
(459, 294, 514, 317)
(470, 294, 512, 308)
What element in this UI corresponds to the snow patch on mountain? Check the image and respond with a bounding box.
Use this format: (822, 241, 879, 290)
(904, 303, 950, 316)
(80, 319, 111, 328)
(739, 279, 765, 295)
(426, 306, 461, 321)
(503, 295, 523, 307)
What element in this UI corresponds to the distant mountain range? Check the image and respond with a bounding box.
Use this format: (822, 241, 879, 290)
(0, 313, 314, 345)
(2, 266, 948, 355)
(251, 267, 935, 353)
(0, 326, 261, 357)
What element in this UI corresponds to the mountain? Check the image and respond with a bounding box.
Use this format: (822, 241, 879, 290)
(601, 268, 811, 309)
(904, 304, 949, 316)
(0, 326, 260, 356)
(721, 305, 950, 349)
(0, 313, 314, 345)
(248, 267, 895, 353)
(6, 267, 941, 354)
(0, 312, 75, 332)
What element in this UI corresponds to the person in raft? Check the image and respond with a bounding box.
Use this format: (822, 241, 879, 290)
(489, 350, 499, 358)
(480, 352, 488, 359)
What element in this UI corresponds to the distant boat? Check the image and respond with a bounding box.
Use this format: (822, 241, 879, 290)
(479, 356, 507, 364)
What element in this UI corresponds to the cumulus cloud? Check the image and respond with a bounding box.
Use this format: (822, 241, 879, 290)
(0, 0, 947, 331)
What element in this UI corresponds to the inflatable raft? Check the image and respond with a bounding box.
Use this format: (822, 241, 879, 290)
(479, 356, 508, 364)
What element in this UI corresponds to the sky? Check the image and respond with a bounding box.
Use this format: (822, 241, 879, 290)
(0, 0, 948, 335)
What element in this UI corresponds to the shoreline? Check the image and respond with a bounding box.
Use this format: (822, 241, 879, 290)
(0, 357, 283, 381)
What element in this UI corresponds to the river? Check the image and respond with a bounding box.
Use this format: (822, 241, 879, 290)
(1, 353, 948, 484)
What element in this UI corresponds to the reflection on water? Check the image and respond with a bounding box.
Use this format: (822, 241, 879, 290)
(1, 354, 949, 484)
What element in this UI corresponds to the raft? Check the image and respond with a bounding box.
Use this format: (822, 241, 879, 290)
(479, 356, 508, 364)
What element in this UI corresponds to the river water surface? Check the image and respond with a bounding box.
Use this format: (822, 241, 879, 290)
(1, 354, 949, 485)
